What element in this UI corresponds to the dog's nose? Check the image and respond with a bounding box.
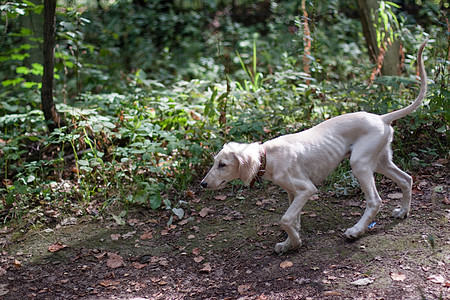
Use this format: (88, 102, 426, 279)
(200, 181, 207, 188)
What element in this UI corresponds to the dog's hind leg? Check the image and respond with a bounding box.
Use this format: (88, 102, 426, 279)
(345, 146, 383, 239)
(376, 150, 412, 219)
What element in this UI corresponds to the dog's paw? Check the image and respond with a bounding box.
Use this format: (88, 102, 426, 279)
(392, 208, 409, 219)
(274, 239, 301, 254)
(344, 226, 364, 240)
(274, 242, 287, 254)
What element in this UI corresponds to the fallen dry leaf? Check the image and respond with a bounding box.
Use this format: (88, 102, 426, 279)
(178, 218, 190, 226)
(48, 242, 68, 253)
(388, 193, 403, 199)
(443, 196, 450, 205)
(194, 256, 204, 263)
(2, 179, 12, 187)
(37, 288, 49, 294)
(59, 217, 77, 226)
(192, 248, 201, 255)
(199, 207, 212, 218)
(200, 262, 212, 273)
(0, 267, 6, 276)
(214, 195, 227, 201)
(206, 233, 218, 241)
(106, 252, 124, 269)
(110, 233, 120, 241)
(93, 251, 107, 259)
(131, 262, 147, 269)
(350, 278, 373, 286)
(13, 259, 22, 267)
(391, 272, 406, 282)
(121, 230, 136, 239)
(99, 280, 120, 287)
(427, 274, 445, 284)
(127, 218, 140, 225)
(280, 260, 293, 269)
(184, 190, 195, 198)
(238, 284, 251, 294)
(323, 291, 341, 296)
(155, 257, 169, 266)
(150, 277, 160, 283)
(0, 283, 9, 296)
(140, 230, 153, 240)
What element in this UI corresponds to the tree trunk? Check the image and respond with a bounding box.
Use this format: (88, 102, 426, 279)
(357, 0, 379, 62)
(356, 0, 401, 76)
(41, 0, 64, 132)
(382, 39, 401, 75)
(21, 0, 43, 84)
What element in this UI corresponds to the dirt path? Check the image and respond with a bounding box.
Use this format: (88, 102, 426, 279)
(1, 165, 449, 299)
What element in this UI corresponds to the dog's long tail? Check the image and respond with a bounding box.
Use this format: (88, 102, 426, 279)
(381, 39, 428, 124)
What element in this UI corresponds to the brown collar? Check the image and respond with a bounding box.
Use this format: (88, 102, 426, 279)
(250, 145, 266, 188)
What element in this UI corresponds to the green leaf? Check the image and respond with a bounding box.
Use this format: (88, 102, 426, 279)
(23, 81, 40, 89)
(436, 125, 446, 133)
(10, 53, 30, 61)
(26, 174, 36, 183)
(112, 214, 126, 225)
(172, 207, 184, 219)
(77, 160, 89, 166)
(386, 1, 400, 8)
(133, 190, 148, 204)
(163, 198, 172, 209)
(30, 63, 43, 75)
(150, 194, 162, 210)
(80, 166, 93, 172)
(434, 186, 444, 193)
(16, 66, 29, 74)
(2, 78, 24, 86)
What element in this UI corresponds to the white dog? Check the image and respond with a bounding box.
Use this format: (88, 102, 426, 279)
(201, 40, 427, 253)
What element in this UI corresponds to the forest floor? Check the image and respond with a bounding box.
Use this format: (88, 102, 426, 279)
(0, 162, 449, 300)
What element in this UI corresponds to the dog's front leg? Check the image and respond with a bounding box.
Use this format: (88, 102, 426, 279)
(275, 186, 317, 254)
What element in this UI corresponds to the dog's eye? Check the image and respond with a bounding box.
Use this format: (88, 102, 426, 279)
(218, 163, 226, 168)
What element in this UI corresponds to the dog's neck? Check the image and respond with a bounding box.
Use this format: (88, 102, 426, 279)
(250, 145, 266, 188)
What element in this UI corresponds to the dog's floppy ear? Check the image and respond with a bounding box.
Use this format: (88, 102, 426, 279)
(234, 143, 261, 185)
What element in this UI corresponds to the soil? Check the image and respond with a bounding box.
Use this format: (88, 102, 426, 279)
(0, 163, 449, 300)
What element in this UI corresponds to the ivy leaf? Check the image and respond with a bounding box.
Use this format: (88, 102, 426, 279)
(150, 194, 162, 210)
(133, 190, 148, 204)
(172, 207, 184, 219)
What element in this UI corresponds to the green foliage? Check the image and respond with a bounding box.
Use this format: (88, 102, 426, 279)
(236, 38, 265, 92)
(0, 1, 44, 92)
(0, 0, 448, 222)
(374, 1, 401, 47)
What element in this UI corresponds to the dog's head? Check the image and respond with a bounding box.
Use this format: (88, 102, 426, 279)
(200, 142, 261, 189)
